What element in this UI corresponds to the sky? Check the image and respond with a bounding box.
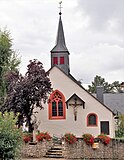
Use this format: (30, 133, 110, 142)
(0, 0, 124, 86)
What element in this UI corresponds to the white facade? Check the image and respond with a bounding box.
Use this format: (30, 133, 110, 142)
(36, 66, 115, 138)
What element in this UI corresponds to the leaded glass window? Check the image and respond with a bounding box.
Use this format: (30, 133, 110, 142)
(49, 90, 66, 119)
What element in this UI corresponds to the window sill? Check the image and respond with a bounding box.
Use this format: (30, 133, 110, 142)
(49, 117, 66, 120)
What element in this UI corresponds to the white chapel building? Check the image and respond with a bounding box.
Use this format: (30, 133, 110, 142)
(36, 11, 115, 138)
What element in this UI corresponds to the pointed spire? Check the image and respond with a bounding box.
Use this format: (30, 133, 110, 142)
(50, 2, 70, 75)
(51, 10, 69, 53)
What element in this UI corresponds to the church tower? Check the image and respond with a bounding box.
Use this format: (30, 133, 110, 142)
(50, 4, 70, 75)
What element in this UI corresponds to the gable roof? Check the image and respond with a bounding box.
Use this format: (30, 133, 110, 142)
(104, 93, 124, 114)
(48, 66, 114, 114)
(92, 93, 124, 114)
(66, 93, 85, 109)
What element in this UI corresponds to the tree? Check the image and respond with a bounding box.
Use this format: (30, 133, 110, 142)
(111, 81, 124, 93)
(0, 29, 20, 106)
(2, 59, 52, 132)
(88, 75, 123, 93)
(115, 114, 124, 138)
(0, 112, 22, 159)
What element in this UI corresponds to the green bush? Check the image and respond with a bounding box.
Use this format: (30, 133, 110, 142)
(0, 112, 22, 160)
(115, 114, 124, 138)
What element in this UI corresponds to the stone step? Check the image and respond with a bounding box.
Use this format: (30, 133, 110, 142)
(46, 148, 63, 155)
(46, 152, 62, 155)
(45, 154, 64, 158)
(44, 141, 64, 159)
(51, 147, 62, 150)
(47, 150, 62, 153)
(47, 150, 62, 154)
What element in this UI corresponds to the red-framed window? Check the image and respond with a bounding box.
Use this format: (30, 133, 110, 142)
(48, 90, 66, 120)
(60, 57, 64, 64)
(53, 57, 58, 65)
(87, 113, 98, 126)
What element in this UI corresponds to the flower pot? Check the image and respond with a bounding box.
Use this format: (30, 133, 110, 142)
(92, 142, 99, 149)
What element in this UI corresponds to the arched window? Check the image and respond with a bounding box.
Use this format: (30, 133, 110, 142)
(87, 113, 98, 126)
(48, 90, 66, 120)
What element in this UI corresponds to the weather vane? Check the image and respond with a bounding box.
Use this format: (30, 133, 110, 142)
(59, 1, 62, 15)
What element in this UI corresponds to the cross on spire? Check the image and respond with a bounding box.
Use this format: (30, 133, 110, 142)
(59, 1, 62, 15)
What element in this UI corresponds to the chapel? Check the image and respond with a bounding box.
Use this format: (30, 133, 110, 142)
(36, 8, 115, 138)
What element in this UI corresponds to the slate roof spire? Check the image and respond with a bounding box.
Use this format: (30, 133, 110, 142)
(51, 2, 69, 53)
(50, 2, 70, 75)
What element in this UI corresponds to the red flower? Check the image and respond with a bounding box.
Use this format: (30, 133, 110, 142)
(36, 132, 51, 142)
(83, 134, 94, 145)
(64, 133, 77, 144)
(44, 132, 51, 140)
(22, 132, 32, 143)
(98, 134, 110, 145)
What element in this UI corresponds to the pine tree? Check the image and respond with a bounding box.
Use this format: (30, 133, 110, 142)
(0, 29, 20, 106)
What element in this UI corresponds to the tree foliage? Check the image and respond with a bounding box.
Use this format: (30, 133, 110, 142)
(115, 114, 124, 138)
(2, 59, 52, 132)
(0, 29, 20, 106)
(88, 75, 123, 93)
(0, 112, 22, 159)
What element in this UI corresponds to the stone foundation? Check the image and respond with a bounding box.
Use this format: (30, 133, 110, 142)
(21, 139, 124, 159)
(63, 138, 124, 159)
(21, 140, 53, 158)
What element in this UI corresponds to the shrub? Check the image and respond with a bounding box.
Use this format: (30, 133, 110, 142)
(0, 112, 22, 159)
(82, 133, 94, 145)
(36, 132, 51, 142)
(98, 133, 111, 145)
(115, 114, 124, 138)
(64, 133, 77, 144)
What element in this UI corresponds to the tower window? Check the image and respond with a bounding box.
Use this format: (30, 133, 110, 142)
(60, 57, 64, 64)
(53, 57, 58, 65)
(48, 90, 66, 120)
(87, 113, 98, 126)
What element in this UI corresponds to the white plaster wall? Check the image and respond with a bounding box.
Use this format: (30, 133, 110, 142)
(36, 67, 115, 138)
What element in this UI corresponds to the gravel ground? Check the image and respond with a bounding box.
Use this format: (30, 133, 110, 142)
(22, 158, 66, 160)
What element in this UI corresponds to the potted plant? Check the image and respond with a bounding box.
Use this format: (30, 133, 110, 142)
(82, 133, 94, 145)
(97, 133, 111, 145)
(36, 132, 51, 142)
(43, 132, 52, 141)
(64, 133, 77, 144)
(22, 132, 32, 143)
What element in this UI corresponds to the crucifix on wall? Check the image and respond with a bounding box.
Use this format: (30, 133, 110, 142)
(69, 97, 83, 121)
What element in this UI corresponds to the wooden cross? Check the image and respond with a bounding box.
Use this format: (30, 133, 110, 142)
(69, 98, 83, 121)
(59, 1, 62, 15)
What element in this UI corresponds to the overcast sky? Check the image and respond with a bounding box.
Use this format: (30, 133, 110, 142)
(0, 0, 124, 86)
